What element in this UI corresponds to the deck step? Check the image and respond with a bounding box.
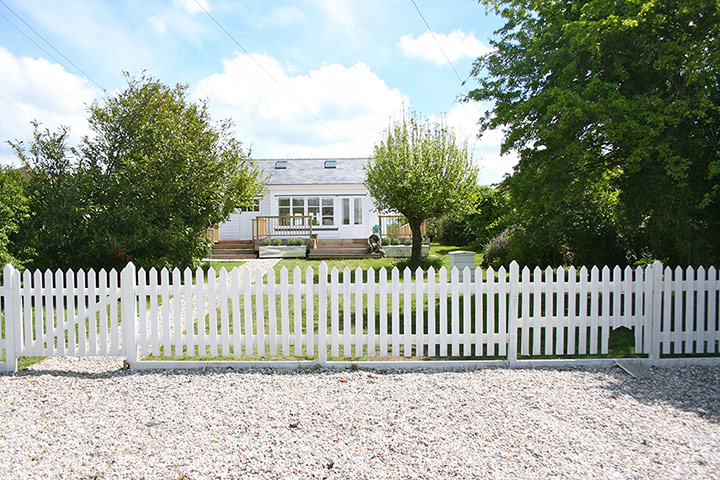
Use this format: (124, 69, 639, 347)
(208, 245, 257, 259)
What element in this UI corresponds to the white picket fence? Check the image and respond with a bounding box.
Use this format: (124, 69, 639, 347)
(1, 261, 718, 371)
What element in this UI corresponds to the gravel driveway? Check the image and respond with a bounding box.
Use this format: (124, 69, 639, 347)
(0, 358, 718, 479)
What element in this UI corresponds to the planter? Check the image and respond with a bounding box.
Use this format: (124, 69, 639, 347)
(258, 245, 307, 258)
(384, 245, 430, 258)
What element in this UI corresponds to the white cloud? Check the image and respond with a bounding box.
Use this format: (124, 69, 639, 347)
(194, 53, 408, 158)
(173, 0, 209, 15)
(149, 16, 167, 34)
(0, 48, 95, 166)
(435, 101, 517, 185)
(398, 29, 491, 65)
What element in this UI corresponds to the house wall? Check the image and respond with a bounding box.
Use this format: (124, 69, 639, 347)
(219, 184, 380, 241)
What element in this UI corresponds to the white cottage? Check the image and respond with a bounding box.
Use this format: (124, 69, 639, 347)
(218, 157, 380, 241)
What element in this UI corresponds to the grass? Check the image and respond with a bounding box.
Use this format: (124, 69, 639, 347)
(271, 243, 483, 282)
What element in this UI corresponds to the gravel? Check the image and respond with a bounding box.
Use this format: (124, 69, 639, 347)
(0, 358, 719, 480)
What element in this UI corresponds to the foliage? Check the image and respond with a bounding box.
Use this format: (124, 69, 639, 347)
(0, 165, 29, 266)
(365, 112, 479, 269)
(288, 238, 304, 246)
(469, 0, 720, 266)
(11, 74, 263, 270)
(482, 227, 513, 269)
(432, 185, 512, 249)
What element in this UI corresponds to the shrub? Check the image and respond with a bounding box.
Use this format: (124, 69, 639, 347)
(381, 237, 391, 246)
(482, 228, 513, 268)
(288, 238, 304, 246)
(404, 238, 412, 246)
(262, 238, 272, 246)
(273, 238, 283, 246)
(391, 238, 401, 245)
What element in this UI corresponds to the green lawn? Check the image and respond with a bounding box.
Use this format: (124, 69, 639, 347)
(272, 243, 483, 282)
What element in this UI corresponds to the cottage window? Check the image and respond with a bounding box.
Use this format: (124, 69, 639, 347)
(342, 198, 350, 225)
(353, 198, 362, 225)
(277, 196, 334, 226)
(321, 198, 334, 225)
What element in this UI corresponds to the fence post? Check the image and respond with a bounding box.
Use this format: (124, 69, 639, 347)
(507, 261, 519, 367)
(121, 262, 138, 369)
(648, 261, 663, 366)
(318, 262, 328, 366)
(3, 264, 19, 372)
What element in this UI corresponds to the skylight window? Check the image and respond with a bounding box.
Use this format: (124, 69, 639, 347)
(275, 160, 287, 169)
(324, 160, 336, 169)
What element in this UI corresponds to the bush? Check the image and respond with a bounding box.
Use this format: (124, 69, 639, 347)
(288, 238, 304, 246)
(404, 238, 412, 246)
(262, 238, 272, 246)
(381, 237, 391, 246)
(482, 228, 513, 268)
(273, 238, 283, 246)
(391, 238, 401, 245)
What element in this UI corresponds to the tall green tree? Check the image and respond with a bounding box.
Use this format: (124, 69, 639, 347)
(0, 165, 29, 266)
(469, 0, 720, 266)
(365, 112, 479, 269)
(11, 74, 264, 269)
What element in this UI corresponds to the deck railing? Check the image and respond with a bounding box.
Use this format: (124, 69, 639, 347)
(252, 215, 314, 241)
(378, 215, 427, 239)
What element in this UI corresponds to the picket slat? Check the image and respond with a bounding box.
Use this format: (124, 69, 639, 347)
(267, 268, 277, 357)
(354, 267, 363, 357)
(292, 267, 303, 355)
(462, 267, 471, 356)
(391, 267, 400, 357)
(161, 268, 171, 357)
(474, 267, 483, 356)
(379, 267, 388, 357)
(578, 267, 588, 355)
(330, 267, 339, 357)
(438, 267, 448, 357)
(256, 267, 266, 357)
(306, 267, 315, 357)
(403, 267, 412, 357)
(219, 268, 229, 357)
(416, 268, 425, 357)
(342, 267, 351, 357)
(55, 269, 66, 355)
(367, 267, 376, 357)
(207, 268, 218, 357)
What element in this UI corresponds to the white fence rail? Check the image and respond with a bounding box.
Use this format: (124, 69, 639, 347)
(1, 261, 718, 371)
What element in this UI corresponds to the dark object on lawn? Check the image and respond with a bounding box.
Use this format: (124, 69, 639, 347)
(368, 234, 385, 256)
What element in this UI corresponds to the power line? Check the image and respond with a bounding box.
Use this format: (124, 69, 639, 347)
(0, 0, 106, 96)
(191, 0, 366, 156)
(408, 0, 484, 115)
(0, 95, 34, 120)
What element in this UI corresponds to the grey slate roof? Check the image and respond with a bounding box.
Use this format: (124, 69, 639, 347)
(255, 158, 370, 185)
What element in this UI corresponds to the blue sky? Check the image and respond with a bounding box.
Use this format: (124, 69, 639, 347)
(0, 0, 516, 184)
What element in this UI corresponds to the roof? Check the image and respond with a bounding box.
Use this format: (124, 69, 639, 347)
(254, 158, 370, 185)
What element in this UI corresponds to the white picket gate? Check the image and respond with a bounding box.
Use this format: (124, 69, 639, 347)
(1, 261, 718, 372)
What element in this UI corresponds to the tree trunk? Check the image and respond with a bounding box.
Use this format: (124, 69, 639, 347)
(409, 218, 424, 270)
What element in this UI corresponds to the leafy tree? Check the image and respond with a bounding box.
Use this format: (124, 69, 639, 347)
(365, 112, 479, 268)
(0, 165, 29, 266)
(469, 0, 720, 266)
(432, 185, 511, 249)
(11, 74, 263, 269)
